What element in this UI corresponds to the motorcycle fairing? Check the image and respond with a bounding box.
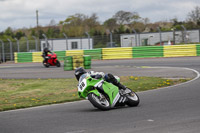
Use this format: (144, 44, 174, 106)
(101, 82, 120, 106)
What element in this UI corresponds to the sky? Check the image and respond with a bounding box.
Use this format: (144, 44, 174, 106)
(0, 0, 199, 32)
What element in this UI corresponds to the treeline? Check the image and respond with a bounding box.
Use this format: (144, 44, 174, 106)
(0, 6, 200, 42)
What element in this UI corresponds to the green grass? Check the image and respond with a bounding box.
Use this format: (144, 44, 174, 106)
(121, 76, 189, 92)
(0, 77, 189, 111)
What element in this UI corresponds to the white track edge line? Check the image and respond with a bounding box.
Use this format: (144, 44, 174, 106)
(138, 66, 200, 93)
(1, 66, 199, 113)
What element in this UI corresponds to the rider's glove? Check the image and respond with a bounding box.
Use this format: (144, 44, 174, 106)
(95, 74, 102, 79)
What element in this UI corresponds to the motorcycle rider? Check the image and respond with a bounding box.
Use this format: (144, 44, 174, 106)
(42, 47, 52, 64)
(75, 67, 127, 90)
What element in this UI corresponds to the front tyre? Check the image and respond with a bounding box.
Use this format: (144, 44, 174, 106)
(126, 89, 140, 107)
(88, 93, 111, 111)
(56, 60, 61, 67)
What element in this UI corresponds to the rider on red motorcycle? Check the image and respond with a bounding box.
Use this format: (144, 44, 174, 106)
(42, 47, 52, 64)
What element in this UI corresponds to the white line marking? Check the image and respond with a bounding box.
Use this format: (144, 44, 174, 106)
(138, 66, 200, 93)
(65, 130, 85, 133)
(147, 119, 154, 122)
(0, 100, 87, 113)
(1, 66, 199, 113)
(0, 65, 36, 68)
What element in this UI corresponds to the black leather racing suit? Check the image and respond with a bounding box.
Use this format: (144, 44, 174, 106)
(88, 71, 126, 90)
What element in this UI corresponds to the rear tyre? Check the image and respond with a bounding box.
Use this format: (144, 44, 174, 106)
(56, 60, 61, 67)
(126, 88, 140, 107)
(43, 61, 50, 68)
(88, 93, 111, 111)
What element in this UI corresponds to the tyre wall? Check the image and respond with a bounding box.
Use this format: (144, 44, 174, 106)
(14, 44, 200, 63)
(63, 55, 91, 71)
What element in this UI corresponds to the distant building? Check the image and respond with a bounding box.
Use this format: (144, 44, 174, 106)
(120, 29, 200, 47)
(40, 37, 93, 51)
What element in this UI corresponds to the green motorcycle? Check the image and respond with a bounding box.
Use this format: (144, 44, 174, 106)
(77, 73, 140, 110)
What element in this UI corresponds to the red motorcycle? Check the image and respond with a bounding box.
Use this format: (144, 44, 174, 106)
(42, 53, 61, 68)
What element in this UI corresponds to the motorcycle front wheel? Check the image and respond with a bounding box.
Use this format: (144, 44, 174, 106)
(126, 89, 140, 107)
(56, 60, 61, 67)
(88, 93, 111, 111)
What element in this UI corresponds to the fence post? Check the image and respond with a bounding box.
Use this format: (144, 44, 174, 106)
(42, 34, 48, 50)
(109, 31, 113, 47)
(157, 27, 162, 45)
(7, 38, 13, 61)
(0, 39, 5, 62)
(24, 36, 29, 52)
(32, 36, 38, 51)
(80, 37, 82, 49)
(171, 28, 176, 45)
(63, 33, 68, 50)
(85, 32, 90, 49)
(14, 38, 20, 52)
(138, 33, 141, 46)
(181, 25, 187, 44)
(199, 29, 200, 43)
(132, 28, 137, 46)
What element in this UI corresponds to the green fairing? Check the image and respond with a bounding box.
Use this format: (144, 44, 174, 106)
(101, 82, 119, 105)
(78, 76, 101, 98)
(77, 74, 119, 105)
(88, 90, 100, 97)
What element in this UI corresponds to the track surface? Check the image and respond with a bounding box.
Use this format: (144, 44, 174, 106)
(1, 57, 200, 133)
(0, 57, 198, 79)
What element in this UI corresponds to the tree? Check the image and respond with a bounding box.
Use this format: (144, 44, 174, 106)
(84, 13, 99, 27)
(60, 13, 87, 36)
(130, 22, 146, 32)
(4, 27, 14, 37)
(113, 10, 140, 25)
(63, 13, 86, 26)
(30, 29, 36, 36)
(46, 28, 53, 38)
(117, 25, 126, 34)
(15, 31, 25, 40)
(38, 29, 44, 39)
(83, 13, 100, 33)
(103, 18, 118, 32)
(59, 13, 101, 37)
(170, 18, 187, 30)
(187, 6, 200, 25)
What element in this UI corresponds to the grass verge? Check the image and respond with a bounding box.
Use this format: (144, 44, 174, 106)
(0, 76, 189, 111)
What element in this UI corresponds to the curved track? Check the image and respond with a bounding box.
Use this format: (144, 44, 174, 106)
(1, 57, 200, 133)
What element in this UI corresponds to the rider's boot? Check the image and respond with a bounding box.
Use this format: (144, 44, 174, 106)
(116, 82, 127, 90)
(107, 73, 127, 90)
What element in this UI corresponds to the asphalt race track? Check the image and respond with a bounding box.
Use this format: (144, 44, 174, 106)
(1, 56, 200, 133)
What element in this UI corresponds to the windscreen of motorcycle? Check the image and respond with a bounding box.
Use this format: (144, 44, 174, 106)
(78, 73, 88, 92)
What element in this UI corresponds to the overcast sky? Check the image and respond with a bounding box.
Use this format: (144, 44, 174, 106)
(0, 0, 199, 32)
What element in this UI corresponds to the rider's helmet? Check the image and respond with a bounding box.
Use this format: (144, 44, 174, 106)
(43, 47, 49, 53)
(75, 67, 87, 81)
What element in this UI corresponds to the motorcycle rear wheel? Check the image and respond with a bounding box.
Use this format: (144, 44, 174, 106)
(126, 89, 140, 107)
(88, 93, 111, 111)
(43, 61, 50, 68)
